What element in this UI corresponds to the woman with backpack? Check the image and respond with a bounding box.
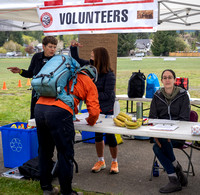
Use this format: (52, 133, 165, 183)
(35, 65, 100, 195)
(70, 41, 119, 174)
(149, 69, 190, 193)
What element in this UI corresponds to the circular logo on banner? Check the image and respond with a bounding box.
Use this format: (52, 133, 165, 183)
(40, 12, 53, 28)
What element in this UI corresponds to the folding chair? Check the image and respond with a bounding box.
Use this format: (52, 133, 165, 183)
(149, 110, 198, 181)
(150, 144, 195, 181)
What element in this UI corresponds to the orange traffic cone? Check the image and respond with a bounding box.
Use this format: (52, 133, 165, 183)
(2, 81, 8, 90)
(18, 80, 22, 87)
(26, 78, 31, 86)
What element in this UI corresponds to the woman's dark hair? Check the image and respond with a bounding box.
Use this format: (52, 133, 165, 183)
(42, 36, 58, 46)
(161, 69, 176, 79)
(92, 47, 113, 74)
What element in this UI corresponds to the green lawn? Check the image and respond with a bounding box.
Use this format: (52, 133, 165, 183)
(0, 58, 33, 125)
(0, 57, 200, 194)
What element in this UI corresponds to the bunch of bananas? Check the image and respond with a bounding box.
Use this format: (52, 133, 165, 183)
(113, 112, 132, 127)
(113, 112, 143, 130)
(124, 118, 143, 129)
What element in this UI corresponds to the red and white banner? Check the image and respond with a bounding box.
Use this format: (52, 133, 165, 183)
(38, 0, 158, 35)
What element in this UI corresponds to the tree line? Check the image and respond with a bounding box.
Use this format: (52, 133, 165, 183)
(0, 31, 199, 57)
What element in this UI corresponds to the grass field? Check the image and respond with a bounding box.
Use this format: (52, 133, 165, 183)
(0, 57, 200, 194)
(0, 57, 200, 126)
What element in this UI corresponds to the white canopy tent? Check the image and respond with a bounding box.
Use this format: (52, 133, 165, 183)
(0, 0, 200, 31)
(157, 0, 200, 31)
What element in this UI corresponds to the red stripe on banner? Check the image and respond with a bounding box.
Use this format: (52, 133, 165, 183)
(43, 26, 153, 33)
(44, 0, 63, 6)
(40, 0, 154, 10)
(85, 0, 103, 3)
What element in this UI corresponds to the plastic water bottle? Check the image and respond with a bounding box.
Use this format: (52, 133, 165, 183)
(114, 100, 120, 118)
(153, 160, 159, 177)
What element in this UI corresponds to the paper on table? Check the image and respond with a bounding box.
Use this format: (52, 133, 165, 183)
(74, 119, 88, 125)
(148, 119, 179, 125)
(150, 124, 179, 131)
(75, 113, 103, 125)
(74, 113, 89, 125)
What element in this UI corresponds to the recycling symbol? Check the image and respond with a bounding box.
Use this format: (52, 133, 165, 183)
(10, 138, 22, 152)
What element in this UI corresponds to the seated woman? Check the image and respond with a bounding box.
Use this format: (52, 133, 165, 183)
(149, 69, 190, 194)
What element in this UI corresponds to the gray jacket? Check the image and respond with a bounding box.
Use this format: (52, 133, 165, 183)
(149, 88, 190, 121)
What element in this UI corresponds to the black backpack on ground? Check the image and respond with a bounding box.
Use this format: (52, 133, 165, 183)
(128, 70, 146, 98)
(18, 156, 57, 180)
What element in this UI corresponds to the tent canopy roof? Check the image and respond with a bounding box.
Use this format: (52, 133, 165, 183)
(0, 0, 200, 31)
(158, 0, 200, 31)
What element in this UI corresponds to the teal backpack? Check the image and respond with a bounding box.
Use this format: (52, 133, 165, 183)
(31, 55, 81, 113)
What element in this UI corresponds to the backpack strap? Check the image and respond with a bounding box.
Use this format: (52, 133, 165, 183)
(70, 74, 78, 93)
(78, 100, 83, 113)
(71, 94, 83, 120)
(78, 70, 91, 79)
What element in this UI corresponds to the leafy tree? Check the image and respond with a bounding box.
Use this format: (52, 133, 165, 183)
(23, 31, 44, 42)
(136, 33, 151, 39)
(3, 40, 21, 52)
(59, 35, 64, 41)
(20, 47, 26, 56)
(0, 32, 8, 47)
(197, 35, 200, 42)
(22, 35, 35, 45)
(118, 33, 136, 57)
(15, 43, 22, 52)
(31, 40, 39, 47)
(9, 32, 23, 45)
(174, 36, 187, 51)
(151, 31, 177, 56)
(25, 45, 35, 54)
(0, 32, 23, 46)
(62, 35, 78, 48)
(194, 31, 200, 42)
(3, 40, 16, 52)
(0, 47, 7, 53)
(195, 30, 199, 37)
(191, 40, 197, 51)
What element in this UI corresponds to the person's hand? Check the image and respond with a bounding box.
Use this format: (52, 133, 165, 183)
(7, 67, 21, 74)
(74, 118, 80, 122)
(71, 40, 83, 47)
(85, 117, 90, 124)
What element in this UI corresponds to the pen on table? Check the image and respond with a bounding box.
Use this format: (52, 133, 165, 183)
(142, 123, 153, 126)
(96, 121, 102, 124)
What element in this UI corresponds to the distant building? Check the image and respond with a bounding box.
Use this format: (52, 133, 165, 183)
(35, 43, 43, 53)
(130, 39, 152, 56)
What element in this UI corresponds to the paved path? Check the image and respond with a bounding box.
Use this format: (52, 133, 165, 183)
(1, 132, 200, 195)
